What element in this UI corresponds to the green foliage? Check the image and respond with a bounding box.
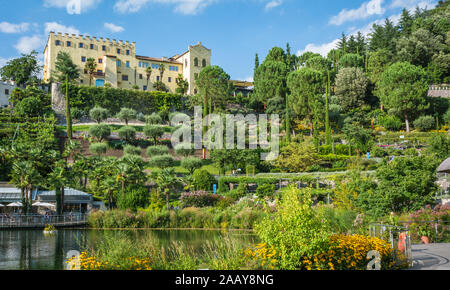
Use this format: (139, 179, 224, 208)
(144, 125, 165, 145)
(15, 97, 43, 117)
(180, 191, 221, 208)
(88, 124, 111, 141)
(148, 154, 175, 169)
(192, 169, 216, 191)
(145, 113, 163, 125)
(117, 108, 137, 125)
(338, 53, 364, 68)
(342, 123, 374, 154)
(335, 67, 368, 112)
(174, 143, 195, 157)
(272, 140, 320, 173)
(63, 84, 183, 116)
(379, 114, 404, 131)
(255, 183, 275, 199)
(226, 183, 249, 200)
(90, 143, 108, 156)
(123, 145, 142, 156)
(357, 156, 439, 217)
(116, 185, 149, 211)
(54, 51, 80, 82)
(89, 106, 109, 123)
(413, 115, 436, 131)
(181, 157, 203, 175)
(255, 187, 332, 270)
(146, 145, 169, 157)
(118, 126, 136, 142)
(195, 65, 232, 113)
(376, 62, 429, 132)
(427, 133, 450, 160)
(0, 51, 41, 87)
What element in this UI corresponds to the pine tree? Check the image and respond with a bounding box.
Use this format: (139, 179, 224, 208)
(399, 9, 413, 36)
(337, 33, 347, 53)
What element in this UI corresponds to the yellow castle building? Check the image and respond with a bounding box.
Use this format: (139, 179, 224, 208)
(43, 32, 211, 95)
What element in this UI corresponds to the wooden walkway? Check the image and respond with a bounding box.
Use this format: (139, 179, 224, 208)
(0, 215, 88, 229)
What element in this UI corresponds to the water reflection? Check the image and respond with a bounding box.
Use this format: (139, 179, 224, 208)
(0, 229, 256, 270)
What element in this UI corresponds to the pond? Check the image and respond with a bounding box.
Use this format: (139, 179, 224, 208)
(0, 229, 257, 270)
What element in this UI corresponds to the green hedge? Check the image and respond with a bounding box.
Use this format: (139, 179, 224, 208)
(63, 84, 185, 115)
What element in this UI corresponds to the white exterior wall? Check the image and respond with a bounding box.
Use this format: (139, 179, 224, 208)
(0, 81, 17, 107)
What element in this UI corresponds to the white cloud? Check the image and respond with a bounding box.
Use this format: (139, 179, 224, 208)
(390, 0, 436, 9)
(14, 35, 45, 54)
(330, 0, 385, 26)
(43, 0, 102, 14)
(297, 39, 340, 57)
(104, 23, 125, 33)
(0, 22, 30, 34)
(0, 57, 11, 68)
(114, 0, 216, 15)
(265, 0, 282, 11)
(44, 22, 81, 35)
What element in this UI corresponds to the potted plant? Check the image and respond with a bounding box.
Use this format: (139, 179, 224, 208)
(43, 224, 56, 235)
(416, 225, 432, 244)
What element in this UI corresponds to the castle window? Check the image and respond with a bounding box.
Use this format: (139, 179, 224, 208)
(98, 58, 103, 64)
(168, 77, 172, 83)
(81, 56, 86, 62)
(5, 89, 9, 95)
(117, 60, 121, 67)
(122, 75, 128, 81)
(156, 76, 160, 81)
(102, 45, 106, 51)
(143, 85, 147, 91)
(202, 59, 207, 67)
(126, 61, 130, 68)
(194, 58, 199, 67)
(117, 48, 121, 55)
(67, 41, 71, 47)
(126, 50, 130, 55)
(97, 70, 103, 74)
(139, 74, 143, 80)
(79, 43, 84, 48)
(55, 40, 61, 46)
(90, 44, 94, 49)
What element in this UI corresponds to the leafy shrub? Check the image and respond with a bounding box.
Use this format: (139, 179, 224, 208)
(379, 114, 403, 131)
(116, 185, 149, 211)
(145, 113, 162, 125)
(117, 108, 137, 125)
(144, 125, 165, 145)
(123, 145, 142, 156)
(444, 108, 450, 125)
(148, 154, 175, 169)
(413, 115, 435, 132)
(256, 184, 275, 198)
(181, 157, 203, 175)
(226, 183, 248, 200)
(89, 124, 111, 141)
(255, 187, 332, 270)
(89, 106, 109, 123)
(192, 169, 216, 191)
(371, 145, 388, 158)
(118, 126, 136, 142)
(71, 107, 84, 120)
(90, 143, 108, 156)
(15, 97, 42, 117)
(180, 191, 221, 208)
(146, 145, 169, 157)
(174, 143, 195, 157)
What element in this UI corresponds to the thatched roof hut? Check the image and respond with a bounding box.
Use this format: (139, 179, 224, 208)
(437, 158, 450, 173)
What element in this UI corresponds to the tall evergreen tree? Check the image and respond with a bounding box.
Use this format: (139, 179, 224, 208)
(337, 33, 348, 53)
(399, 8, 414, 36)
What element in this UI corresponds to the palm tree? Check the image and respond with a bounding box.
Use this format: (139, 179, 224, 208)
(146, 67, 152, 88)
(10, 161, 41, 214)
(85, 58, 97, 86)
(159, 64, 166, 83)
(151, 168, 180, 210)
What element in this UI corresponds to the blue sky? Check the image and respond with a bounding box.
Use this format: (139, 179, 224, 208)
(0, 0, 437, 81)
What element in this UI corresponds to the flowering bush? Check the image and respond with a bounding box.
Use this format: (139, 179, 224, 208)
(302, 235, 396, 270)
(66, 252, 151, 270)
(180, 191, 222, 208)
(401, 204, 450, 242)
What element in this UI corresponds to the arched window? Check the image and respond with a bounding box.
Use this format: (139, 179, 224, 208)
(194, 58, 199, 67)
(202, 59, 207, 67)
